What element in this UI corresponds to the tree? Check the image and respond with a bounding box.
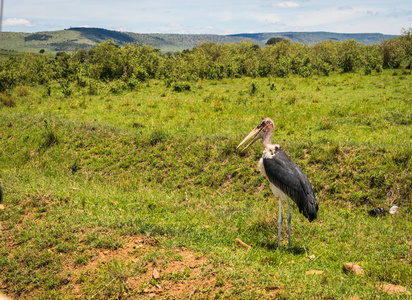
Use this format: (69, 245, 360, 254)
(265, 37, 286, 46)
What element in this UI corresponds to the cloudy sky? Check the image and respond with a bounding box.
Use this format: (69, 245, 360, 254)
(2, 0, 411, 35)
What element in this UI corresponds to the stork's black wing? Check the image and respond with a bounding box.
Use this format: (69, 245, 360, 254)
(263, 149, 318, 221)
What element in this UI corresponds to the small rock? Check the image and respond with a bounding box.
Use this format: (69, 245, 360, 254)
(0, 204, 4, 210)
(343, 263, 364, 275)
(378, 284, 410, 295)
(152, 268, 160, 279)
(306, 270, 324, 275)
(308, 254, 316, 260)
(189, 263, 198, 269)
(389, 206, 399, 214)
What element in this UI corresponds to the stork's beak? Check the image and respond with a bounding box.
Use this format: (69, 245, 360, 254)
(236, 126, 265, 151)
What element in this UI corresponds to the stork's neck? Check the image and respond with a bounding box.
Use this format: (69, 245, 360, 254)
(262, 126, 274, 150)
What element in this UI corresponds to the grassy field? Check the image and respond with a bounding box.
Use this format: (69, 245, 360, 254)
(0, 70, 411, 299)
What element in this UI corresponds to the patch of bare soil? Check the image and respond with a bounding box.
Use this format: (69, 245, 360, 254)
(58, 235, 231, 299)
(378, 284, 411, 295)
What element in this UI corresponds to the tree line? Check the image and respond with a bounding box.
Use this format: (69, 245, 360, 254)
(0, 28, 411, 93)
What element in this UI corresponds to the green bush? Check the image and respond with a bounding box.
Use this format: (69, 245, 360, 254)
(1, 28, 411, 88)
(173, 82, 191, 92)
(0, 92, 16, 107)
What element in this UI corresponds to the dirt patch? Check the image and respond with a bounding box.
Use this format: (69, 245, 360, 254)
(378, 284, 411, 295)
(56, 235, 231, 299)
(0, 195, 236, 299)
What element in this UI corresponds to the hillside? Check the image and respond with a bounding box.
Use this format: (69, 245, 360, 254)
(0, 28, 252, 54)
(0, 27, 398, 54)
(230, 31, 397, 45)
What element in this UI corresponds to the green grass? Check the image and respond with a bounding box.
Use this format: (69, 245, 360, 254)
(0, 70, 411, 299)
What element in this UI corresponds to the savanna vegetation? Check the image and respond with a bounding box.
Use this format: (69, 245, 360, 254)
(1, 28, 396, 54)
(0, 28, 411, 299)
(1, 28, 411, 93)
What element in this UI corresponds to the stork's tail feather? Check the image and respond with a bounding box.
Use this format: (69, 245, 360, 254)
(303, 195, 318, 222)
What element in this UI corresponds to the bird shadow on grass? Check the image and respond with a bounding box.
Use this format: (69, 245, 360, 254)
(247, 222, 306, 255)
(258, 242, 306, 255)
(288, 245, 306, 255)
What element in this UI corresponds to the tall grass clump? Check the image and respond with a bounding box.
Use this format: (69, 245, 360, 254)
(41, 119, 59, 148)
(0, 93, 16, 107)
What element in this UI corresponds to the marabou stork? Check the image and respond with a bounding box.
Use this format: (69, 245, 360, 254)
(237, 118, 318, 249)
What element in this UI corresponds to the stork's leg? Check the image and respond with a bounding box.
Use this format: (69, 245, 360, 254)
(277, 197, 283, 249)
(286, 199, 292, 250)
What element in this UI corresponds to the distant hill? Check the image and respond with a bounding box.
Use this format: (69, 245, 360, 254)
(0, 27, 398, 54)
(229, 31, 397, 45)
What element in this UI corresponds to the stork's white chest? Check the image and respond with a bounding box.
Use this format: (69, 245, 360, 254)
(258, 148, 288, 201)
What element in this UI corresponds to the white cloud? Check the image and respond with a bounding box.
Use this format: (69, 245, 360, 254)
(3, 18, 35, 27)
(275, 2, 301, 8)
(293, 7, 380, 28)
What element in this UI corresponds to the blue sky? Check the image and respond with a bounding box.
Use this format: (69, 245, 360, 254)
(2, 0, 411, 35)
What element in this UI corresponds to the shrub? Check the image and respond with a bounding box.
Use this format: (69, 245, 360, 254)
(173, 82, 191, 92)
(251, 81, 258, 94)
(0, 70, 16, 92)
(15, 86, 31, 97)
(88, 81, 99, 95)
(0, 93, 16, 107)
(42, 119, 59, 148)
(126, 76, 139, 90)
(60, 80, 72, 97)
(109, 80, 127, 94)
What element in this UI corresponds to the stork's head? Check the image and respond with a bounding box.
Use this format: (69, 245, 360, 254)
(237, 118, 274, 151)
